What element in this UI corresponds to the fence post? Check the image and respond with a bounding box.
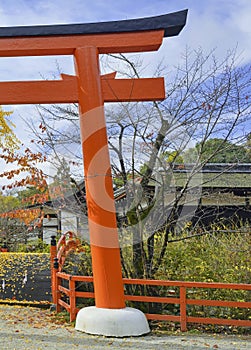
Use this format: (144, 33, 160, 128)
(53, 257, 61, 313)
(69, 277, 76, 322)
(50, 235, 57, 284)
(1, 242, 8, 252)
(180, 286, 187, 332)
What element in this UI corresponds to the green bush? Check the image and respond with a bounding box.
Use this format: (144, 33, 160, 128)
(155, 231, 250, 284)
(148, 230, 251, 322)
(15, 239, 50, 253)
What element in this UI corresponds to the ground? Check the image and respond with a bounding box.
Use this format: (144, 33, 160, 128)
(0, 304, 250, 349)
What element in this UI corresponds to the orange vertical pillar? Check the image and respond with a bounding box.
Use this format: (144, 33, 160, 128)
(50, 235, 57, 304)
(74, 46, 125, 309)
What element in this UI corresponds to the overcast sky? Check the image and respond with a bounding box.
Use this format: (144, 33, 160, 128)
(0, 0, 251, 137)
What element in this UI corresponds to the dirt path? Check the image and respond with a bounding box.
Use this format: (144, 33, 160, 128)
(0, 305, 250, 349)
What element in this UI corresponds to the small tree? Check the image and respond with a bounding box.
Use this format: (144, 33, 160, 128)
(0, 106, 48, 248)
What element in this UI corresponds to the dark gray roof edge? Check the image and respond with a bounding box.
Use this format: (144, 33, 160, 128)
(0, 9, 188, 38)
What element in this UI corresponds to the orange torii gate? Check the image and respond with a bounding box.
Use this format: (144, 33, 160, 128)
(0, 10, 187, 336)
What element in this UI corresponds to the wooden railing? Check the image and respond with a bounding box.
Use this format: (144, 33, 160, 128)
(53, 271, 251, 331)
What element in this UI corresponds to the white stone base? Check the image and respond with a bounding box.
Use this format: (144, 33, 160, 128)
(75, 306, 150, 337)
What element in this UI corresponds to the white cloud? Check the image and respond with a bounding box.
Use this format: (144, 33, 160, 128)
(146, 0, 251, 69)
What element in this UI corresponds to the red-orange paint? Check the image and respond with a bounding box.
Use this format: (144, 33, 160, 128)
(0, 28, 166, 310)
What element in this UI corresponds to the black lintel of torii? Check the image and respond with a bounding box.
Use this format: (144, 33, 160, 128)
(0, 9, 188, 38)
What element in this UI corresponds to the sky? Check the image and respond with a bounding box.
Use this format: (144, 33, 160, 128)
(0, 0, 251, 164)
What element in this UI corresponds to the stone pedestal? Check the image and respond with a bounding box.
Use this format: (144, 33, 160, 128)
(75, 306, 150, 337)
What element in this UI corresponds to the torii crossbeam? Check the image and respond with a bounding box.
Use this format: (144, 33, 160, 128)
(0, 9, 188, 336)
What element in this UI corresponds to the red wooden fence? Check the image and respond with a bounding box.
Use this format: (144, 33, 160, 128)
(52, 271, 251, 331)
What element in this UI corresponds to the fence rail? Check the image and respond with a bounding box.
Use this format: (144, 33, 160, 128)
(53, 271, 251, 331)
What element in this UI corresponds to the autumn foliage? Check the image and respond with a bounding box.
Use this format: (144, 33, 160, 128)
(0, 106, 20, 150)
(0, 106, 49, 245)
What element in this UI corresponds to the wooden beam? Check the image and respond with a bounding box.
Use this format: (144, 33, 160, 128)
(102, 77, 165, 102)
(0, 30, 164, 57)
(0, 76, 165, 104)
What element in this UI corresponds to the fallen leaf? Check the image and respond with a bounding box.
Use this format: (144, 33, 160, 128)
(33, 323, 42, 328)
